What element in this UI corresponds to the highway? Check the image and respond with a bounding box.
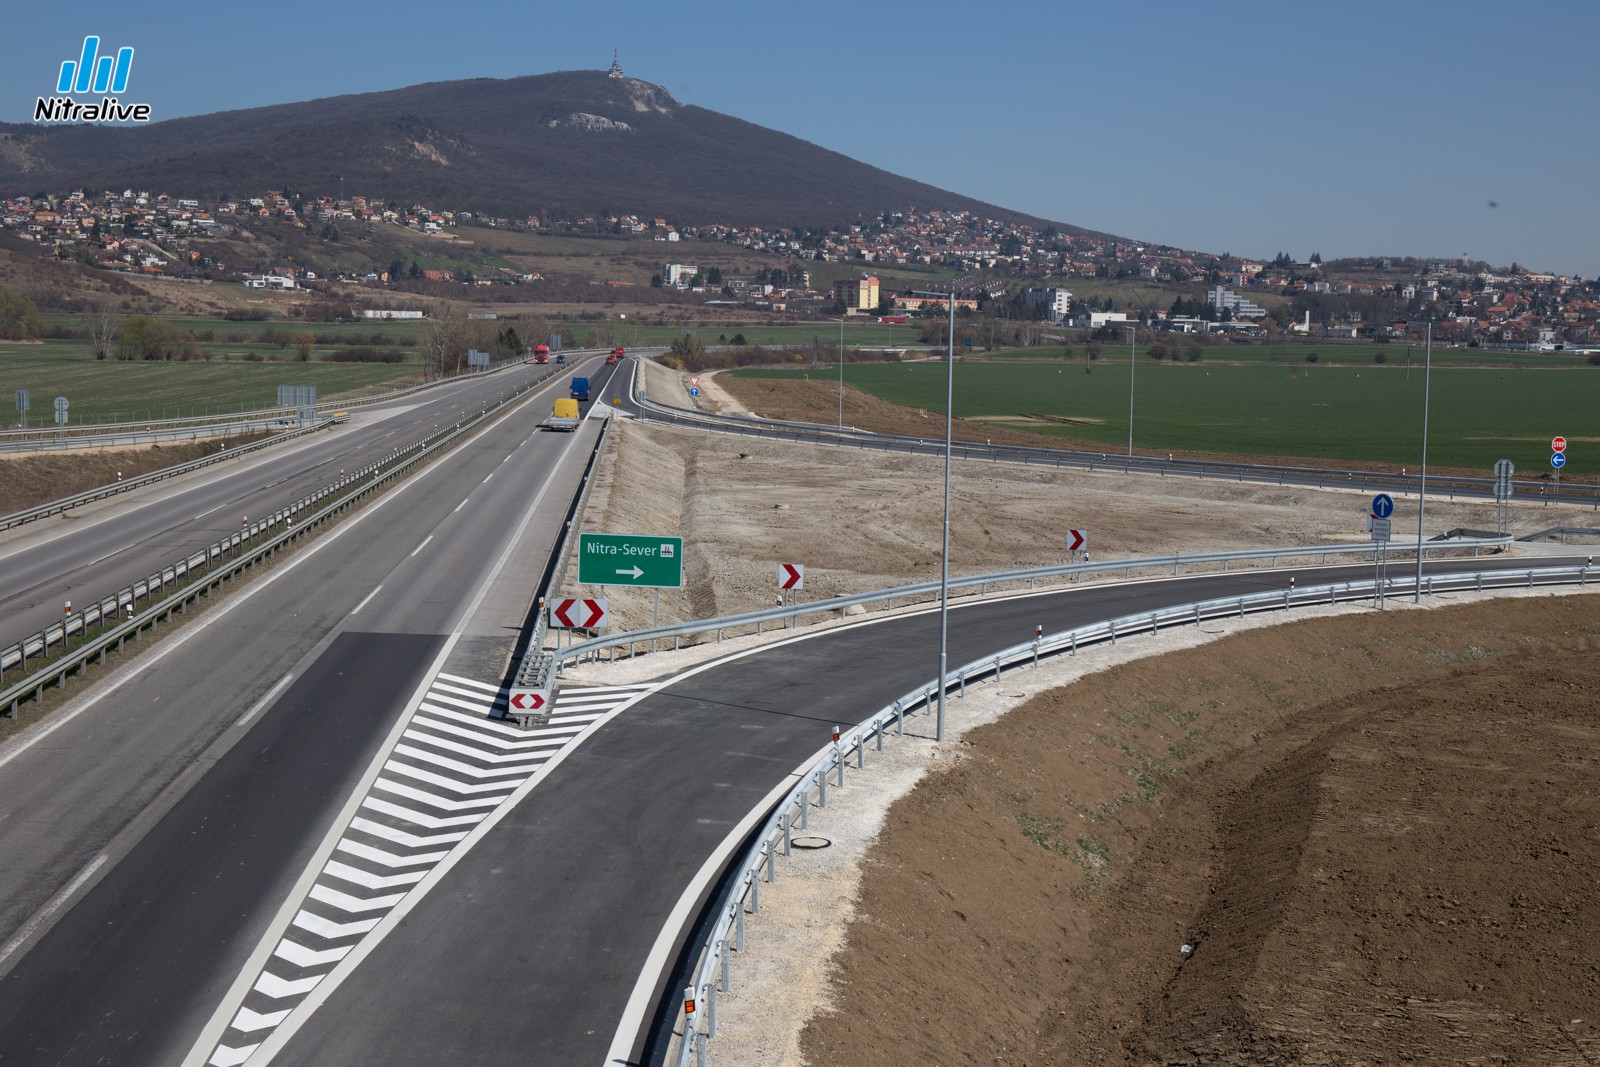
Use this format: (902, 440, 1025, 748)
(0, 358, 589, 666)
(0, 359, 621, 1063)
(0, 352, 1586, 1066)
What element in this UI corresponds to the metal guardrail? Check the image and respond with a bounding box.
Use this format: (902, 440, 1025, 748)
(0, 419, 334, 532)
(531, 538, 1513, 681)
(0, 370, 556, 714)
(668, 559, 1599, 1066)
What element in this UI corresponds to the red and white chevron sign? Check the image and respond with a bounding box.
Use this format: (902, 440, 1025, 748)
(550, 597, 607, 629)
(1067, 529, 1087, 553)
(778, 563, 805, 590)
(508, 689, 546, 713)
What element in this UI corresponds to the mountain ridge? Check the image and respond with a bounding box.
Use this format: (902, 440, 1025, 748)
(0, 70, 1099, 235)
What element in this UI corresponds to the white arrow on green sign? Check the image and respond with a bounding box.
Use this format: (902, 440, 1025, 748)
(578, 533, 684, 588)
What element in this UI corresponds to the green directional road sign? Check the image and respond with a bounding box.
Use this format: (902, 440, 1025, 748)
(578, 533, 684, 588)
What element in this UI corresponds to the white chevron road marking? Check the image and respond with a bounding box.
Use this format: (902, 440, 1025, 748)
(253, 970, 324, 999)
(291, 909, 381, 940)
(384, 758, 538, 796)
(273, 939, 354, 969)
(371, 778, 509, 811)
(321, 860, 428, 892)
(348, 815, 471, 847)
(308, 884, 407, 915)
(359, 795, 487, 829)
(207, 1043, 259, 1066)
(392, 741, 547, 778)
(231, 1006, 291, 1033)
(335, 838, 450, 868)
(191, 669, 649, 1067)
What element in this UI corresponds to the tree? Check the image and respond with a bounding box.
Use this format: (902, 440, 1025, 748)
(421, 302, 467, 379)
(293, 331, 315, 362)
(650, 273, 663, 288)
(1305, 352, 1320, 363)
(705, 266, 723, 285)
(408, 260, 421, 279)
(497, 326, 522, 357)
(0, 289, 42, 339)
(1374, 351, 1388, 364)
(87, 299, 121, 361)
(388, 259, 404, 281)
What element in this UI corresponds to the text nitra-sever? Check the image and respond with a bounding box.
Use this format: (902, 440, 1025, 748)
(585, 543, 675, 558)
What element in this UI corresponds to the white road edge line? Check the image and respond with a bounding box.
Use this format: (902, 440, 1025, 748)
(603, 766, 807, 1066)
(233, 673, 294, 729)
(409, 534, 433, 557)
(349, 586, 383, 616)
(184, 416, 578, 1066)
(0, 853, 106, 969)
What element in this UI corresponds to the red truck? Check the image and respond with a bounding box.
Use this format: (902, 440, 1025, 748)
(606, 346, 623, 365)
(533, 344, 550, 364)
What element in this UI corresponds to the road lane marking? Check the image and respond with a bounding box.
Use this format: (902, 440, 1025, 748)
(234, 673, 295, 729)
(452, 499, 468, 512)
(481, 471, 494, 484)
(409, 535, 433, 557)
(0, 852, 107, 968)
(349, 586, 382, 615)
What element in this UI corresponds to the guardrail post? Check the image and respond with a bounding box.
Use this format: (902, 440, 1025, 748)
(781, 812, 791, 855)
(800, 788, 809, 828)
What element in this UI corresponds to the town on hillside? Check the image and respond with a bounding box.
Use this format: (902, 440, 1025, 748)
(3, 187, 1597, 351)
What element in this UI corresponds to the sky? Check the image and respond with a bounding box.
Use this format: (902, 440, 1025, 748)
(5, 0, 1598, 277)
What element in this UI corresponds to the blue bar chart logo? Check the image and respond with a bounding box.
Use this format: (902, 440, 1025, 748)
(57, 36, 136, 95)
(35, 36, 152, 123)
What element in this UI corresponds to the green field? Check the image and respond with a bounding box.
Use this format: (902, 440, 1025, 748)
(1, 340, 424, 424)
(733, 354, 1600, 472)
(630, 322, 923, 348)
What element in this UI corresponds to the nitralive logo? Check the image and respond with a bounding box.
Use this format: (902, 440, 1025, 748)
(34, 36, 152, 123)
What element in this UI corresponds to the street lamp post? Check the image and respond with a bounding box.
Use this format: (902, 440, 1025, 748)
(1125, 323, 1137, 457)
(835, 317, 845, 431)
(913, 289, 957, 741)
(1414, 321, 1433, 603)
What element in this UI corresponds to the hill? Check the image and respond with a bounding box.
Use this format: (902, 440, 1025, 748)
(0, 70, 1090, 233)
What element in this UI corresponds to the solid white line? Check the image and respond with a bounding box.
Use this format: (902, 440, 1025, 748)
(603, 768, 804, 1065)
(0, 852, 107, 968)
(409, 534, 433, 557)
(233, 672, 295, 729)
(349, 586, 382, 615)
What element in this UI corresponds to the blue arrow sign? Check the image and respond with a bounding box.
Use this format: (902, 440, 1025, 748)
(1552, 452, 1566, 469)
(1371, 493, 1395, 519)
(689, 387, 700, 397)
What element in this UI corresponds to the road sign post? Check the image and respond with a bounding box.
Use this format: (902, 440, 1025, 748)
(577, 533, 684, 588)
(14, 387, 28, 428)
(506, 687, 550, 727)
(550, 597, 608, 631)
(1067, 529, 1087, 563)
(1369, 498, 1394, 609)
(1493, 458, 1514, 535)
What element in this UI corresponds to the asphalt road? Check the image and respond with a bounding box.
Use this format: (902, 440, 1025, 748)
(0, 354, 1581, 1066)
(0, 358, 584, 653)
(271, 554, 1581, 1066)
(0, 370, 616, 1063)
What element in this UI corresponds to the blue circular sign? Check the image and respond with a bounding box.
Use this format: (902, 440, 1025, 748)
(1371, 493, 1395, 519)
(689, 387, 701, 397)
(1552, 452, 1567, 469)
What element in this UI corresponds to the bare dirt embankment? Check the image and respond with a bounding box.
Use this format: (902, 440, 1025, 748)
(0, 435, 268, 515)
(567, 361, 1600, 1066)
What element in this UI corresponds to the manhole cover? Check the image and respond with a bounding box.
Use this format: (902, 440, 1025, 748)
(790, 836, 832, 849)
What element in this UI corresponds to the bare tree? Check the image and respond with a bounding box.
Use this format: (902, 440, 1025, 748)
(86, 299, 121, 361)
(421, 301, 467, 379)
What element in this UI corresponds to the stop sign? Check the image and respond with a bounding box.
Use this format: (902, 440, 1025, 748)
(1552, 436, 1567, 453)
